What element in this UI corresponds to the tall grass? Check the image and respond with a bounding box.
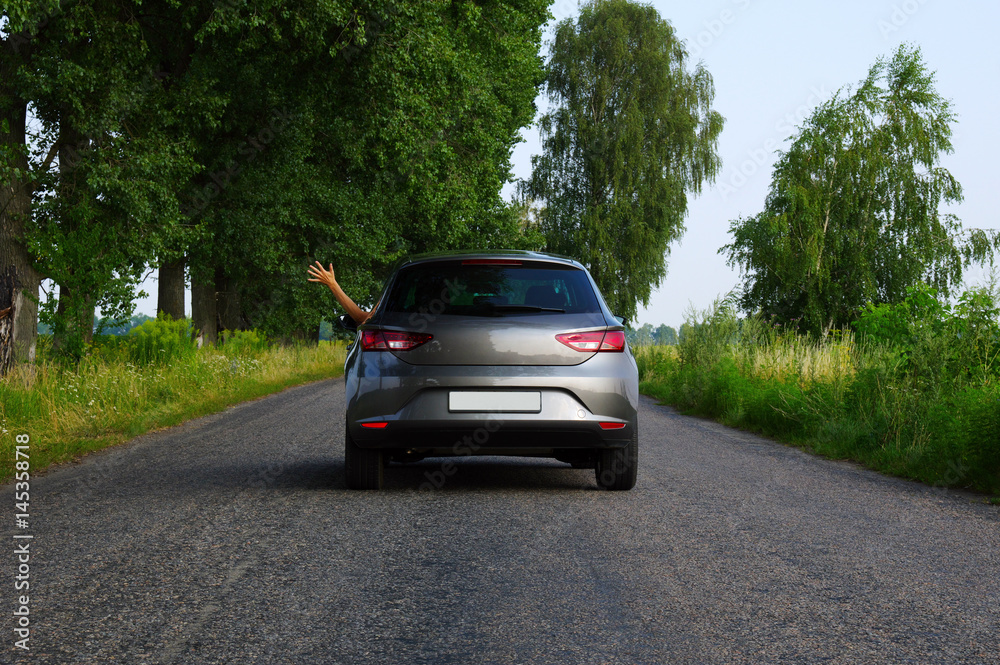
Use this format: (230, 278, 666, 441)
(637, 292, 1000, 496)
(1, 320, 347, 481)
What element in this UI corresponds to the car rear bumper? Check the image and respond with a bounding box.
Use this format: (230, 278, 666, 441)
(351, 410, 635, 454)
(346, 351, 638, 453)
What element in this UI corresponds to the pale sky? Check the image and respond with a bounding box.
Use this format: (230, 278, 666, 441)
(128, 0, 1000, 327)
(508, 0, 1000, 328)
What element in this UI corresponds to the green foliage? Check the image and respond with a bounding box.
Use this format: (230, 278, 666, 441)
(638, 289, 1000, 495)
(723, 44, 999, 335)
(855, 283, 1000, 390)
(186, 0, 550, 337)
(319, 320, 333, 342)
(5, 1, 550, 357)
(125, 316, 198, 366)
(654, 324, 677, 346)
(523, 0, 723, 324)
(95, 313, 156, 336)
(626, 323, 655, 347)
(631, 323, 680, 346)
(219, 329, 270, 358)
(677, 296, 741, 369)
(0, 338, 349, 481)
(854, 285, 942, 349)
(7, 0, 220, 358)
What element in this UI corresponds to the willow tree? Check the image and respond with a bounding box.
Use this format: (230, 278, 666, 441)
(523, 0, 723, 324)
(723, 45, 999, 336)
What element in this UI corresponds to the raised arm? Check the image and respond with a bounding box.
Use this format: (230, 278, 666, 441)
(307, 261, 370, 325)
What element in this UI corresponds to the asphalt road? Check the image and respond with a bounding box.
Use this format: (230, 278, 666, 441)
(4, 379, 999, 664)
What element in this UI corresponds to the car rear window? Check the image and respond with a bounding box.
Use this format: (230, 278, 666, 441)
(383, 261, 601, 316)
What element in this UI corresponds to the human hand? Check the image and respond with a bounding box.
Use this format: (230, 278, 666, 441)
(307, 261, 338, 288)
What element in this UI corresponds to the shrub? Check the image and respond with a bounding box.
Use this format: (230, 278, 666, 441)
(855, 284, 1000, 392)
(219, 329, 270, 357)
(677, 295, 741, 368)
(125, 316, 198, 366)
(639, 283, 1000, 495)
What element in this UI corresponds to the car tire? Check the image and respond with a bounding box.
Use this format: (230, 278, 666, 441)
(595, 424, 637, 491)
(345, 421, 383, 490)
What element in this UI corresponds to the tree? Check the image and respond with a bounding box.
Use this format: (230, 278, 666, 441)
(522, 0, 723, 324)
(654, 323, 677, 345)
(634, 323, 654, 346)
(2, 1, 550, 365)
(191, 0, 549, 341)
(0, 1, 56, 368)
(722, 45, 999, 336)
(3, 1, 218, 362)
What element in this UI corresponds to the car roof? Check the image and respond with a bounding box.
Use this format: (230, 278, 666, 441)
(393, 249, 584, 270)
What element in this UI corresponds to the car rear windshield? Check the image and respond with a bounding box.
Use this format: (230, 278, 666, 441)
(383, 261, 602, 316)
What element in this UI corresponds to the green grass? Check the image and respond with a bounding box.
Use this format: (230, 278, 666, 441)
(635, 299, 1000, 498)
(1, 326, 347, 482)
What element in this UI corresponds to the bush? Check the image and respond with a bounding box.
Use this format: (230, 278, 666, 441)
(855, 284, 1000, 392)
(219, 329, 270, 357)
(638, 284, 1000, 495)
(677, 295, 741, 368)
(125, 316, 198, 366)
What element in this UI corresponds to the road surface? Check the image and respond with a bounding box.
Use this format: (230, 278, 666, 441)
(5, 379, 999, 664)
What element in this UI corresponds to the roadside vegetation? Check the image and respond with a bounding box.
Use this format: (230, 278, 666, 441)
(0, 318, 346, 482)
(631, 44, 999, 500)
(636, 285, 1000, 497)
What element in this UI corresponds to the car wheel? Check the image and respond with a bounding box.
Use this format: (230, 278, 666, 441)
(345, 421, 383, 490)
(595, 424, 637, 491)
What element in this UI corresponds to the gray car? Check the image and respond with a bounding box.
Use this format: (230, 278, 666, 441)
(341, 250, 639, 490)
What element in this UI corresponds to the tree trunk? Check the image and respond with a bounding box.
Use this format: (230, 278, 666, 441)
(216, 270, 244, 332)
(51, 122, 95, 352)
(52, 282, 95, 351)
(157, 257, 186, 320)
(0, 44, 40, 373)
(296, 326, 320, 345)
(191, 274, 217, 347)
(0, 269, 16, 376)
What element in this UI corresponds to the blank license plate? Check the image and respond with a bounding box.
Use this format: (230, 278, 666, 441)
(448, 391, 541, 413)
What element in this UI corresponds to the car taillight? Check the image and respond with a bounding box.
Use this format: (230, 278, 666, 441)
(556, 330, 626, 352)
(360, 330, 433, 351)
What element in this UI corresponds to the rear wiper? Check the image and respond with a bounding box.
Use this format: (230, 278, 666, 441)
(487, 304, 565, 314)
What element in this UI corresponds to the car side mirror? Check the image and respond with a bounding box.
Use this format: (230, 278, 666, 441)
(613, 315, 625, 325)
(337, 314, 358, 332)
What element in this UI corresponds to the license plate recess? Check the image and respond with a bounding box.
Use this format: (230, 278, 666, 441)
(448, 391, 541, 413)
